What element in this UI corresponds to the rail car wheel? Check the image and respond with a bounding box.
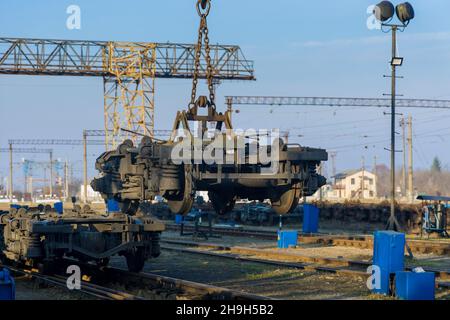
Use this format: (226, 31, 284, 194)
(167, 165, 194, 215)
(270, 165, 302, 215)
(125, 247, 146, 273)
(209, 191, 236, 215)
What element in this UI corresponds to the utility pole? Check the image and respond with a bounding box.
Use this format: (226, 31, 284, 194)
(83, 130, 88, 203)
(283, 131, 289, 144)
(360, 156, 365, 200)
(400, 117, 407, 197)
(49, 151, 53, 198)
(8, 143, 13, 202)
(330, 152, 337, 178)
(64, 160, 69, 201)
(373, 155, 377, 176)
(373, 155, 378, 198)
(386, 25, 401, 231)
(407, 115, 414, 203)
(319, 164, 323, 201)
(372, 0, 415, 229)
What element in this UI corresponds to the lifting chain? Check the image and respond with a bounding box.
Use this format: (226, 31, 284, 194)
(190, 0, 215, 109)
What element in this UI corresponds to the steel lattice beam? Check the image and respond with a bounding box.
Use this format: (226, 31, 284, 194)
(84, 129, 172, 137)
(225, 96, 450, 109)
(0, 38, 255, 80)
(0, 148, 52, 153)
(8, 139, 104, 146)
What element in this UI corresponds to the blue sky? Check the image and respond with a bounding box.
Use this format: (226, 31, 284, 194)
(1, 0, 450, 187)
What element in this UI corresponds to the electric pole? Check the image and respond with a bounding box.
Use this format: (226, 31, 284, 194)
(64, 160, 70, 201)
(319, 164, 323, 201)
(360, 156, 365, 200)
(330, 152, 337, 178)
(372, 0, 415, 230)
(49, 151, 53, 198)
(9, 143, 13, 202)
(373, 155, 377, 176)
(407, 115, 414, 203)
(83, 130, 88, 203)
(400, 117, 407, 197)
(373, 155, 378, 198)
(386, 25, 400, 230)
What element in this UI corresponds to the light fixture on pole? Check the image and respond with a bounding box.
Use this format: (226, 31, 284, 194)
(373, 1, 415, 231)
(391, 57, 404, 66)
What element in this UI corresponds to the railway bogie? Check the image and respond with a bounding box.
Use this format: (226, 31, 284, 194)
(0, 206, 164, 273)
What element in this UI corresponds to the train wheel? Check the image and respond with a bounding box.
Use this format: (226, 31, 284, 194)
(126, 247, 146, 273)
(209, 191, 236, 215)
(271, 186, 301, 215)
(167, 165, 194, 215)
(271, 164, 302, 215)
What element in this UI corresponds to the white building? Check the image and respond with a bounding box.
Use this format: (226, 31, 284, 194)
(80, 185, 104, 203)
(326, 169, 377, 200)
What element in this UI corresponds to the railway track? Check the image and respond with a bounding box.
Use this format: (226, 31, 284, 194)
(54, 258, 272, 300)
(1, 263, 143, 300)
(100, 267, 272, 300)
(159, 239, 450, 285)
(2, 259, 271, 300)
(165, 223, 450, 255)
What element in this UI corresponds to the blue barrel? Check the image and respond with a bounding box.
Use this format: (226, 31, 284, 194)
(372, 231, 405, 295)
(107, 199, 120, 213)
(277, 230, 298, 248)
(395, 271, 435, 300)
(175, 214, 184, 225)
(0, 268, 15, 300)
(54, 202, 64, 214)
(302, 204, 319, 233)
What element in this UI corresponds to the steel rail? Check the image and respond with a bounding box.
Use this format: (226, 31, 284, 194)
(56, 257, 272, 300)
(101, 267, 273, 300)
(159, 239, 450, 283)
(164, 223, 450, 255)
(1, 263, 143, 300)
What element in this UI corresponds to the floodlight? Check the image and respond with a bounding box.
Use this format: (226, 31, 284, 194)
(391, 57, 403, 66)
(374, 1, 395, 22)
(396, 2, 415, 25)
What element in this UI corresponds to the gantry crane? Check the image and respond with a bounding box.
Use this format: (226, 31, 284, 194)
(0, 147, 53, 201)
(0, 38, 255, 149)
